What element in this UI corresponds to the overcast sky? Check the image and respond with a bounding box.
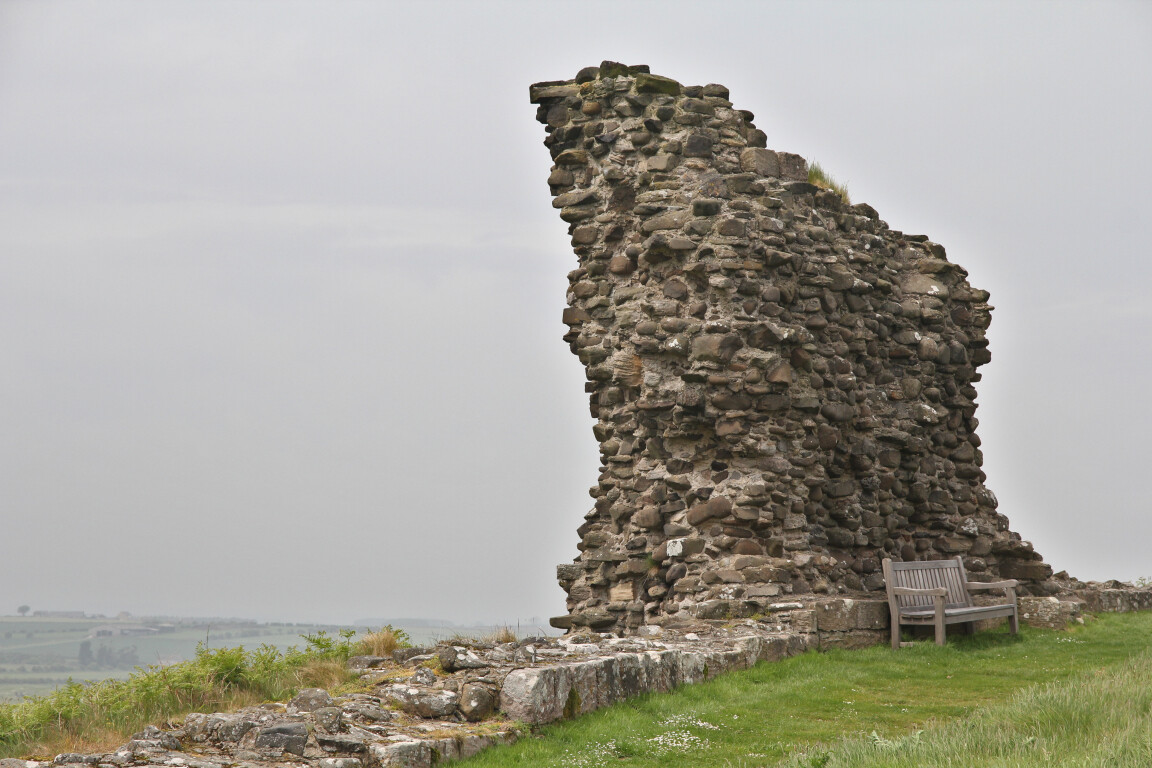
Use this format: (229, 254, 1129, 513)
(2, 0, 1150, 626)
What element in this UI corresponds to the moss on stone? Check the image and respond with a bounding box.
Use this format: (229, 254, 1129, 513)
(635, 73, 682, 96)
(563, 686, 582, 719)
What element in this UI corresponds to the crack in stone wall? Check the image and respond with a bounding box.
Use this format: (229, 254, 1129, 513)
(532, 62, 1054, 634)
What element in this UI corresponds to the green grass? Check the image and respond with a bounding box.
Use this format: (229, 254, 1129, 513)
(459, 613, 1152, 767)
(807, 161, 850, 204)
(787, 651, 1152, 767)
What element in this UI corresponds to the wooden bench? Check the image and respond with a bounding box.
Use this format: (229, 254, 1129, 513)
(882, 556, 1019, 649)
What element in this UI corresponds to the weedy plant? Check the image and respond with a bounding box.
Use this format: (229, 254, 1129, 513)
(444, 626, 519, 647)
(807, 161, 850, 204)
(485, 626, 518, 645)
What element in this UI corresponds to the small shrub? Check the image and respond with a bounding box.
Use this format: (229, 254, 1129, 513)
(196, 645, 248, 687)
(301, 629, 357, 662)
(807, 161, 850, 204)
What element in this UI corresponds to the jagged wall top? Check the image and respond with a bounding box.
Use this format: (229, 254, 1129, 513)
(532, 63, 1052, 634)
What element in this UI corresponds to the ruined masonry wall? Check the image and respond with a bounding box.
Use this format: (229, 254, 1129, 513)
(531, 62, 1053, 634)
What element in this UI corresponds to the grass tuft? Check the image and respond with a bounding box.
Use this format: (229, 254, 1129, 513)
(485, 626, 518, 645)
(808, 161, 850, 204)
(356, 625, 411, 657)
(297, 658, 356, 692)
(445, 626, 518, 647)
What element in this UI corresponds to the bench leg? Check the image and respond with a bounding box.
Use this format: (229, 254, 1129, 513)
(934, 599, 946, 646)
(891, 614, 901, 650)
(1009, 609, 1019, 635)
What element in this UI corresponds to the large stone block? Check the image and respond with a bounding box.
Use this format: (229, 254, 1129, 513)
(1018, 597, 1084, 629)
(813, 599, 889, 632)
(500, 665, 572, 724)
(999, 561, 1054, 582)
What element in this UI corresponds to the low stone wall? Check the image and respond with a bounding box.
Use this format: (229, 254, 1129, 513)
(501, 631, 810, 724)
(1018, 596, 1085, 630)
(1076, 587, 1152, 614)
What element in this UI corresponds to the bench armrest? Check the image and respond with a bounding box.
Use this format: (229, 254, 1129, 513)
(964, 580, 1018, 592)
(891, 587, 947, 597)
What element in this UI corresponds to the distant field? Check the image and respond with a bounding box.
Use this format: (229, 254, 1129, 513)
(0, 615, 557, 702)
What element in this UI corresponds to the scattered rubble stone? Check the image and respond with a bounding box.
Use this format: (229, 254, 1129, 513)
(438, 646, 488, 672)
(408, 667, 437, 687)
(252, 721, 308, 755)
(312, 706, 343, 733)
(458, 682, 498, 722)
(385, 684, 459, 719)
(289, 687, 334, 713)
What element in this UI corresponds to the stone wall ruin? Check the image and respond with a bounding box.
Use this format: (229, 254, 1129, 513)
(532, 62, 1054, 634)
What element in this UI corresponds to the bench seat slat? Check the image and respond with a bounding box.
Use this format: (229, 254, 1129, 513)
(900, 605, 1017, 619)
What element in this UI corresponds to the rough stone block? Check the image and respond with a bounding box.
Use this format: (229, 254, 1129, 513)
(814, 599, 888, 632)
(999, 561, 1054, 581)
(254, 722, 308, 756)
(635, 73, 682, 96)
(777, 152, 808, 180)
(740, 148, 780, 177)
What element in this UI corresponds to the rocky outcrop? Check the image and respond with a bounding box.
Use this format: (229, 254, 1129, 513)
(532, 62, 1054, 634)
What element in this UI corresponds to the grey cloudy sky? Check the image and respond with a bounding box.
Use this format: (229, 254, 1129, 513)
(2, 0, 1150, 626)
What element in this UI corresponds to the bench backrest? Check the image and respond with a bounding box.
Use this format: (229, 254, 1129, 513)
(883, 557, 973, 610)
